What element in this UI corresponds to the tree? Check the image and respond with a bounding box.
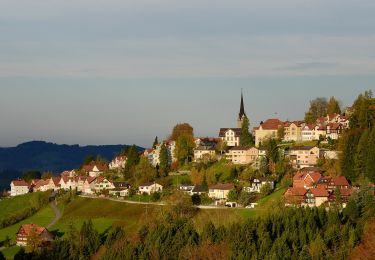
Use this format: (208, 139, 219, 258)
(304, 97, 328, 124)
(350, 90, 374, 129)
(240, 116, 253, 146)
(227, 189, 238, 201)
(215, 139, 227, 155)
(238, 191, 256, 206)
(339, 130, 361, 181)
(354, 129, 369, 178)
(260, 183, 273, 197)
(159, 143, 169, 177)
(134, 157, 157, 184)
(175, 135, 195, 165)
(153, 136, 159, 149)
(365, 127, 375, 182)
(191, 194, 201, 205)
(124, 145, 140, 179)
(83, 155, 95, 165)
(0, 251, 4, 260)
(277, 125, 285, 141)
(170, 123, 194, 141)
(26, 226, 43, 253)
(22, 170, 41, 183)
(327, 96, 341, 115)
(41, 171, 53, 180)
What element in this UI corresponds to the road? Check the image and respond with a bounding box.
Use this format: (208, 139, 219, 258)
(47, 198, 62, 229)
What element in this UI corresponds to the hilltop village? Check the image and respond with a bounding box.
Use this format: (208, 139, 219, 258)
(3, 90, 375, 259)
(9, 92, 365, 208)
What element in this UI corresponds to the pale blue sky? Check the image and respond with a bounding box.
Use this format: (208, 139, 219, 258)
(0, 1, 374, 147)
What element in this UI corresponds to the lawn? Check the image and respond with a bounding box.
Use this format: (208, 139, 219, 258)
(0, 205, 55, 242)
(257, 187, 286, 207)
(168, 175, 192, 188)
(0, 246, 21, 259)
(126, 194, 152, 203)
(0, 192, 45, 220)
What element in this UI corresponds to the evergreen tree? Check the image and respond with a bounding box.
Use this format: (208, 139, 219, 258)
(240, 116, 253, 146)
(327, 96, 341, 115)
(365, 127, 375, 182)
(153, 136, 159, 149)
(123, 145, 140, 179)
(354, 129, 369, 178)
(159, 143, 169, 176)
(339, 130, 361, 181)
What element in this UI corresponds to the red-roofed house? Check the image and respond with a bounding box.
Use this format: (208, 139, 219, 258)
(82, 162, 109, 177)
(305, 188, 330, 207)
(48, 177, 61, 191)
(283, 121, 304, 142)
(284, 187, 307, 205)
(293, 171, 322, 189)
(16, 224, 53, 246)
(10, 180, 29, 196)
(33, 179, 50, 192)
(254, 119, 283, 147)
(289, 146, 320, 169)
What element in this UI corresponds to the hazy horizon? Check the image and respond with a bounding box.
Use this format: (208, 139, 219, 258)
(1, 1, 374, 147)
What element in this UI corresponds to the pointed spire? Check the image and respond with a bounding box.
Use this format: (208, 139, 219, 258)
(239, 89, 246, 119)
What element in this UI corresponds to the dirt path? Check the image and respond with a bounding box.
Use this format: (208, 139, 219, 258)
(47, 199, 62, 229)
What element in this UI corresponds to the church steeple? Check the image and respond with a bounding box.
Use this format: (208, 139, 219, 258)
(237, 89, 248, 128)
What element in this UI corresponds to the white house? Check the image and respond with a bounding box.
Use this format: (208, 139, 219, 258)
(48, 177, 61, 191)
(225, 146, 259, 165)
(82, 163, 108, 177)
(208, 183, 234, 200)
(244, 178, 274, 193)
(219, 128, 241, 147)
(193, 146, 216, 162)
(94, 177, 115, 192)
(59, 177, 77, 190)
(82, 177, 97, 194)
(109, 156, 127, 170)
(10, 180, 29, 196)
(288, 146, 320, 169)
(139, 182, 163, 195)
(109, 182, 130, 197)
(33, 179, 50, 192)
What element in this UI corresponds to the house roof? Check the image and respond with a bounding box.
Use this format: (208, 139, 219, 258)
(18, 224, 47, 236)
(339, 188, 354, 197)
(332, 176, 349, 186)
(209, 183, 234, 190)
(33, 179, 49, 189)
(195, 146, 216, 151)
(113, 182, 130, 188)
(219, 128, 242, 137)
(192, 185, 208, 193)
(11, 180, 29, 187)
(286, 187, 307, 196)
(140, 182, 161, 187)
(293, 171, 322, 183)
(81, 162, 108, 173)
(284, 120, 304, 127)
(258, 119, 283, 130)
(310, 188, 329, 197)
(51, 177, 61, 186)
(229, 146, 256, 151)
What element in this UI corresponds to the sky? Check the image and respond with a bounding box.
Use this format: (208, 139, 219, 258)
(0, 0, 374, 148)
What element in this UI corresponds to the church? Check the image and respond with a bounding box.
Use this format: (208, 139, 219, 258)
(219, 91, 250, 147)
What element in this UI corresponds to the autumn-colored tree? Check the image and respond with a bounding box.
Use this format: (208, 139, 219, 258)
(41, 171, 53, 180)
(170, 123, 194, 141)
(304, 97, 328, 124)
(175, 134, 195, 165)
(327, 96, 341, 115)
(191, 168, 203, 185)
(26, 227, 43, 253)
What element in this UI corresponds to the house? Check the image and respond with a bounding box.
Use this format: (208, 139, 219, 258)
(144, 140, 177, 167)
(16, 224, 54, 246)
(244, 178, 275, 193)
(254, 119, 283, 147)
(293, 170, 322, 189)
(283, 121, 304, 142)
(225, 146, 259, 165)
(194, 146, 216, 162)
(33, 179, 50, 192)
(61, 170, 77, 177)
(305, 188, 329, 207)
(81, 162, 109, 177)
(48, 177, 61, 191)
(284, 187, 307, 205)
(139, 182, 163, 195)
(326, 123, 343, 140)
(195, 137, 220, 148)
(109, 182, 130, 197)
(191, 185, 208, 195)
(109, 156, 127, 170)
(179, 184, 195, 193)
(10, 180, 29, 196)
(208, 183, 234, 200)
(59, 177, 77, 190)
(219, 128, 242, 147)
(288, 146, 320, 169)
(94, 177, 115, 192)
(75, 176, 88, 192)
(82, 177, 97, 194)
(301, 124, 316, 141)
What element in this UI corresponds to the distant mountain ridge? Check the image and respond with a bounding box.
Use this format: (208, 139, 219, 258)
(0, 140, 144, 175)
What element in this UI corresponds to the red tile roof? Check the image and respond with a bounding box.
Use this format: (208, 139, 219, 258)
(286, 187, 307, 196)
(18, 224, 46, 236)
(11, 180, 29, 187)
(310, 188, 329, 197)
(332, 176, 349, 186)
(82, 162, 108, 173)
(259, 119, 283, 130)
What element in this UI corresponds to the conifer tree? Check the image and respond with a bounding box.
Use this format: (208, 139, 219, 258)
(365, 127, 375, 182)
(240, 116, 253, 146)
(340, 131, 361, 181)
(159, 143, 169, 177)
(124, 145, 139, 179)
(354, 129, 369, 178)
(153, 136, 159, 149)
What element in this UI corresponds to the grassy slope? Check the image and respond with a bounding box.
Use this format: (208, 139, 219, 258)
(0, 193, 43, 220)
(0, 206, 54, 242)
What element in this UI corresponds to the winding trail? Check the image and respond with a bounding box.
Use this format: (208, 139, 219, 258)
(46, 197, 62, 229)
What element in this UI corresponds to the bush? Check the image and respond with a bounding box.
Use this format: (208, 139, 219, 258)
(191, 194, 201, 205)
(150, 192, 161, 202)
